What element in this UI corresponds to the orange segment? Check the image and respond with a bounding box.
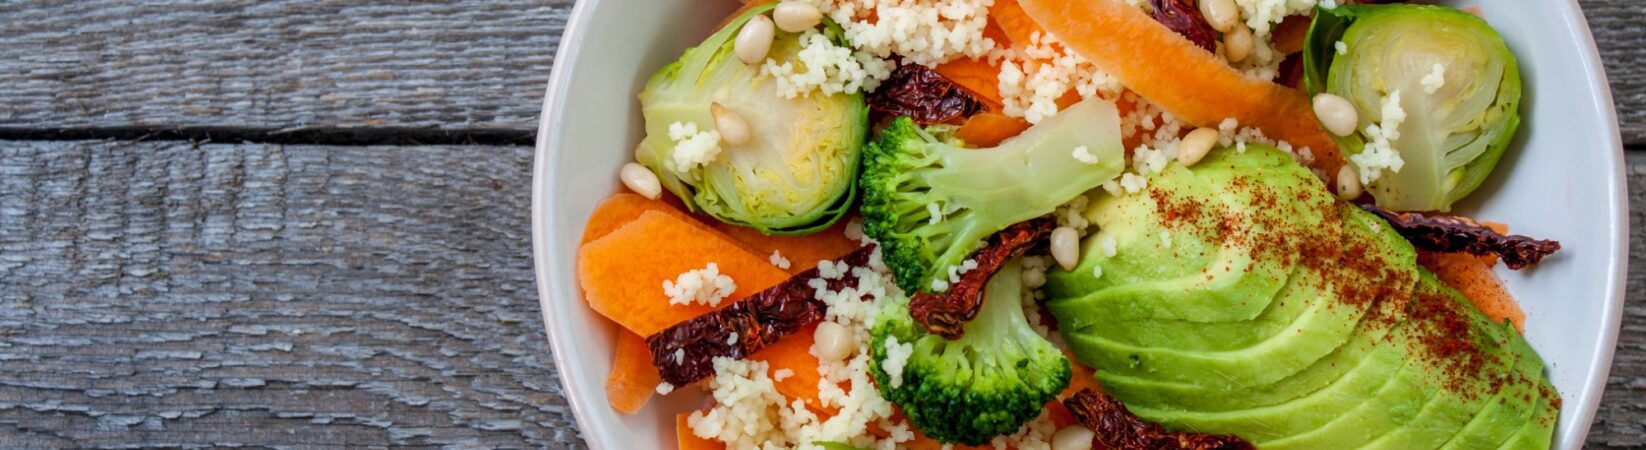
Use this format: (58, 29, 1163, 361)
(1018, 0, 1344, 181)
(606, 329, 663, 414)
(578, 210, 793, 336)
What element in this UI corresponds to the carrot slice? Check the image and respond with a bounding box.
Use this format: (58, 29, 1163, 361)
(1017, 0, 1344, 180)
(677, 412, 726, 450)
(578, 210, 793, 336)
(1061, 355, 1103, 400)
(1045, 400, 1080, 429)
(983, 14, 1014, 49)
(933, 57, 1006, 111)
(990, 0, 1046, 48)
(581, 193, 704, 245)
(713, 221, 861, 273)
(956, 112, 1034, 147)
(748, 324, 830, 411)
(606, 329, 664, 414)
(1420, 252, 1526, 333)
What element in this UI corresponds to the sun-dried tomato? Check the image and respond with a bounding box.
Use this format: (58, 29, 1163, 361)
(646, 246, 877, 386)
(1360, 205, 1560, 270)
(1064, 389, 1255, 450)
(1275, 52, 1304, 88)
(867, 64, 987, 125)
(909, 217, 1055, 339)
(1150, 0, 1218, 53)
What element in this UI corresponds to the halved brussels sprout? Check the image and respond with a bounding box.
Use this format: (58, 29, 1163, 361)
(1304, 4, 1521, 212)
(634, 3, 866, 235)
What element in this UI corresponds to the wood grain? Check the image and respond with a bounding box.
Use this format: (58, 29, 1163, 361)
(0, 0, 569, 138)
(0, 140, 584, 448)
(1580, 0, 1646, 146)
(0, 139, 1640, 447)
(0, 0, 1641, 447)
(1588, 152, 1646, 449)
(2, 1, 1644, 144)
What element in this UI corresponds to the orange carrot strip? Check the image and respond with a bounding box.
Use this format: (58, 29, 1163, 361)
(749, 324, 831, 411)
(933, 57, 1006, 111)
(1061, 354, 1103, 400)
(1018, 0, 1344, 180)
(1421, 252, 1526, 333)
(581, 193, 711, 245)
(712, 220, 861, 274)
(990, 0, 1047, 48)
(606, 329, 664, 414)
(1045, 400, 1080, 429)
(983, 14, 1014, 49)
(578, 210, 793, 336)
(677, 412, 726, 450)
(956, 112, 1034, 147)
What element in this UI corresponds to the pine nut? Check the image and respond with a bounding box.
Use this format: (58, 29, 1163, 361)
(773, 1, 823, 33)
(1052, 425, 1096, 450)
(620, 162, 662, 200)
(1336, 164, 1362, 200)
(812, 321, 856, 361)
(710, 103, 752, 146)
(1199, 0, 1240, 33)
(1177, 127, 1220, 166)
(1050, 226, 1081, 271)
(735, 15, 775, 65)
(1223, 23, 1253, 63)
(1312, 93, 1360, 137)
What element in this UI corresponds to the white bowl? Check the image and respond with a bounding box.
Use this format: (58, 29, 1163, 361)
(531, 1, 1628, 448)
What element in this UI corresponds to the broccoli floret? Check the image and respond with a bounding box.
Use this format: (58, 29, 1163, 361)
(869, 258, 1071, 445)
(858, 99, 1125, 293)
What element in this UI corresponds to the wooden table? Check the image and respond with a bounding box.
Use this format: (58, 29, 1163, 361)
(0, 1, 1639, 448)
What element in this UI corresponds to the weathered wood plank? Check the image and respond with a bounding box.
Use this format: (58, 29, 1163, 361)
(0, 140, 584, 448)
(2, 1, 1644, 144)
(1579, 0, 1646, 146)
(1587, 152, 1646, 449)
(0, 1, 570, 137)
(0, 139, 1640, 447)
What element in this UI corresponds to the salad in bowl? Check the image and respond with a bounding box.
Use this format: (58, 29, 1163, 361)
(536, 0, 1626, 448)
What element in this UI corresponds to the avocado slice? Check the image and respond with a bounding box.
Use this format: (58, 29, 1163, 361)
(1045, 146, 1559, 448)
(1262, 275, 1515, 449)
(1438, 329, 1552, 450)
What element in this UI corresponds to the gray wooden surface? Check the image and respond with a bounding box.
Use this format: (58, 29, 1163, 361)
(0, 0, 1639, 448)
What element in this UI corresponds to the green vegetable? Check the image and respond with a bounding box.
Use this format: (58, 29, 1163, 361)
(1304, 4, 1522, 212)
(1045, 146, 1557, 449)
(810, 442, 867, 450)
(869, 257, 1071, 445)
(636, 3, 864, 234)
(858, 98, 1125, 294)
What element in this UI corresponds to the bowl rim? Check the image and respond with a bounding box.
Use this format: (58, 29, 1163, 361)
(532, 0, 613, 448)
(530, 0, 1629, 448)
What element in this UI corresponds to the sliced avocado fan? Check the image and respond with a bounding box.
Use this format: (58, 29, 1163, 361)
(1044, 146, 1558, 449)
